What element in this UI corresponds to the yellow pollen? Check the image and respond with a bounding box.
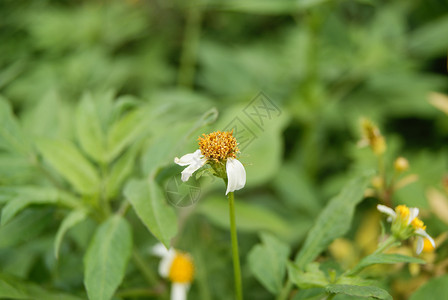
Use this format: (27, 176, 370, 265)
(168, 252, 194, 283)
(411, 217, 426, 230)
(198, 131, 239, 162)
(395, 205, 410, 222)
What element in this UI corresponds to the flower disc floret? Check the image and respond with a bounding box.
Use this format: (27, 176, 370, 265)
(198, 131, 238, 162)
(169, 252, 195, 283)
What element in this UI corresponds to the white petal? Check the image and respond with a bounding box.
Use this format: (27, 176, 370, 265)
(416, 237, 424, 255)
(159, 249, 176, 278)
(407, 207, 420, 225)
(152, 243, 169, 257)
(225, 158, 246, 195)
(174, 150, 202, 166)
(174, 150, 207, 182)
(415, 228, 435, 248)
(377, 205, 396, 221)
(171, 283, 189, 300)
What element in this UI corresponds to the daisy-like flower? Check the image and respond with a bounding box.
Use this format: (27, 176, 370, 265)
(152, 243, 195, 300)
(377, 204, 435, 254)
(174, 131, 246, 195)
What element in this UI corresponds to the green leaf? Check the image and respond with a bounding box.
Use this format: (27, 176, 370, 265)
(292, 288, 325, 300)
(107, 107, 151, 162)
(0, 274, 29, 299)
(348, 254, 426, 275)
(76, 93, 107, 163)
(106, 145, 139, 199)
(197, 196, 290, 236)
(325, 284, 392, 300)
(0, 273, 83, 300)
(409, 16, 448, 57)
(208, 0, 330, 14)
(410, 274, 448, 300)
(248, 233, 291, 294)
(295, 172, 373, 268)
(0, 98, 31, 155)
(288, 262, 329, 289)
(36, 138, 100, 194)
(1, 186, 59, 225)
(0, 209, 52, 248)
(54, 209, 87, 259)
(84, 215, 132, 300)
(124, 179, 177, 247)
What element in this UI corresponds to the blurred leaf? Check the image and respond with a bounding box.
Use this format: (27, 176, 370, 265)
(105, 145, 138, 199)
(0, 98, 31, 155)
(1, 186, 59, 225)
(326, 284, 392, 300)
(273, 165, 321, 214)
(248, 233, 291, 294)
(106, 106, 151, 162)
(292, 288, 326, 300)
(0, 155, 34, 184)
(208, 0, 329, 14)
(54, 209, 87, 259)
(197, 196, 290, 236)
(288, 262, 329, 289)
(0, 273, 83, 300)
(295, 172, 373, 268)
(84, 215, 132, 300)
(76, 93, 107, 163)
(36, 138, 100, 195)
(0, 209, 51, 249)
(124, 179, 177, 247)
(409, 15, 448, 57)
(349, 254, 425, 275)
(409, 274, 448, 300)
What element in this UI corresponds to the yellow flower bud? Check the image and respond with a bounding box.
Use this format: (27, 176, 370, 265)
(394, 157, 409, 172)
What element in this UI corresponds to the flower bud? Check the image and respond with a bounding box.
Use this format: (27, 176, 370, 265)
(394, 157, 409, 172)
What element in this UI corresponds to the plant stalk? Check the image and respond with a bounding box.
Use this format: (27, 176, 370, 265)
(228, 191, 243, 300)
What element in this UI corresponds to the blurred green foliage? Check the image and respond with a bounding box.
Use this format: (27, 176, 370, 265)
(0, 0, 447, 299)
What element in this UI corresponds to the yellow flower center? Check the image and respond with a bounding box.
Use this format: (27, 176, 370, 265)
(168, 252, 194, 283)
(198, 131, 238, 162)
(411, 217, 426, 231)
(395, 205, 410, 222)
(422, 238, 435, 253)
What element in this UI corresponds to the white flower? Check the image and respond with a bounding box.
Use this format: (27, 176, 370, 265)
(174, 131, 246, 195)
(377, 204, 435, 255)
(151, 243, 194, 300)
(376, 204, 419, 224)
(174, 150, 207, 182)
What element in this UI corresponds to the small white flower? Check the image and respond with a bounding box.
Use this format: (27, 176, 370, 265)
(377, 204, 435, 255)
(174, 131, 246, 195)
(151, 243, 194, 300)
(415, 228, 435, 255)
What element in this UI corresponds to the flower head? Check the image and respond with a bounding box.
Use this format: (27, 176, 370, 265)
(152, 243, 194, 300)
(174, 131, 246, 195)
(377, 204, 435, 254)
(359, 118, 386, 155)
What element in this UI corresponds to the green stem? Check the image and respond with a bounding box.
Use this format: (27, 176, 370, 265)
(373, 235, 398, 255)
(228, 191, 243, 300)
(132, 249, 158, 286)
(276, 280, 293, 300)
